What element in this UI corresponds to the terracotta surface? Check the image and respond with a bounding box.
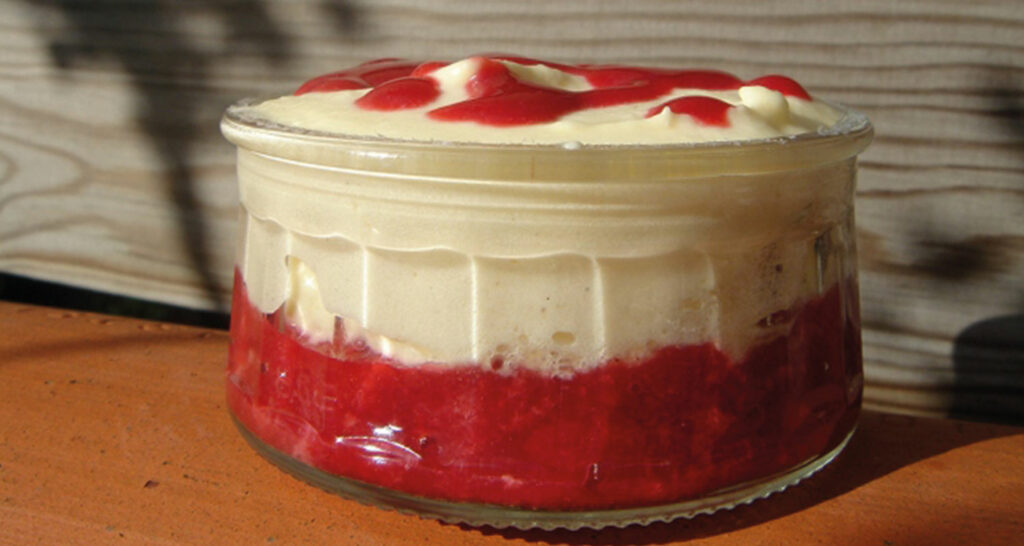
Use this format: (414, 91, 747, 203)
(1, 301, 1022, 545)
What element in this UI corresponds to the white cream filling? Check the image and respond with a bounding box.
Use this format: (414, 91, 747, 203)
(236, 157, 858, 376)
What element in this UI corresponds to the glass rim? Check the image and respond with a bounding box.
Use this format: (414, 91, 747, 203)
(221, 97, 873, 179)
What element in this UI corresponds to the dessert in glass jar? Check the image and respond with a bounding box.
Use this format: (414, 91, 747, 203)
(220, 55, 872, 529)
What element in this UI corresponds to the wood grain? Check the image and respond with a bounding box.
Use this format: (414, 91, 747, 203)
(1, 301, 1022, 545)
(1, 0, 1022, 420)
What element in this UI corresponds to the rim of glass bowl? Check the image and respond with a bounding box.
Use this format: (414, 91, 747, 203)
(221, 97, 872, 181)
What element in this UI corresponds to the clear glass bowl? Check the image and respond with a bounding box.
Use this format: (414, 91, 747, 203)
(221, 101, 872, 529)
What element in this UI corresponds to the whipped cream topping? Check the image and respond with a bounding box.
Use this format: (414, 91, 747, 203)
(238, 56, 842, 145)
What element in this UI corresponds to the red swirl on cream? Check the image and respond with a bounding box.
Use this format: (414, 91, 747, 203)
(294, 56, 812, 127)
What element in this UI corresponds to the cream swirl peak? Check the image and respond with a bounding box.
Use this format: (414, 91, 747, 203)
(241, 55, 842, 145)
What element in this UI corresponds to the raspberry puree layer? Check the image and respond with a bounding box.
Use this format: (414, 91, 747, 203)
(238, 55, 843, 145)
(227, 270, 863, 510)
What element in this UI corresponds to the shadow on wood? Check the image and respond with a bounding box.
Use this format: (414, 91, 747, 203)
(952, 314, 1024, 425)
(20, 0, 360, 312)
(946, 71, 1024, 425)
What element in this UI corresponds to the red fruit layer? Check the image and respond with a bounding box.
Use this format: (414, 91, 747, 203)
(227, 269, 862, 510)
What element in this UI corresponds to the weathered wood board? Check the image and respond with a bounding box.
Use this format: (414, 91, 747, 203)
(1, 0, 1022, 420)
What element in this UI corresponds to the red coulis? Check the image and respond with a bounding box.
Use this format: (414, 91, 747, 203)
(293, 56, 812, 127)
(227, 270, 862, 510)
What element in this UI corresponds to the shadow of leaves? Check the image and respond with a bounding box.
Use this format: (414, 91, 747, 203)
(22, 0, 358, 312)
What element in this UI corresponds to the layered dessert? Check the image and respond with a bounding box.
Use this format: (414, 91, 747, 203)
(221, 55, 872, 527)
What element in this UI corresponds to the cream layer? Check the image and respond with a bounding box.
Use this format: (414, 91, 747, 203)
(234, 154, 858, 375)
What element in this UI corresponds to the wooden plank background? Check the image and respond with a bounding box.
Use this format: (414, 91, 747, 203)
(1, 0, 1022, 422)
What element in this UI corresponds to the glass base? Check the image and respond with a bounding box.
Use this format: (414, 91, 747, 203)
(232, 414, 854, 530)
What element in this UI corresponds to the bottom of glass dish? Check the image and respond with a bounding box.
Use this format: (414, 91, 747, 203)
(232, 414, 854, 530)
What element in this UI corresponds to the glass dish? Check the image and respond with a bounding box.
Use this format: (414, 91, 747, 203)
(221, 102, 872, 529)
